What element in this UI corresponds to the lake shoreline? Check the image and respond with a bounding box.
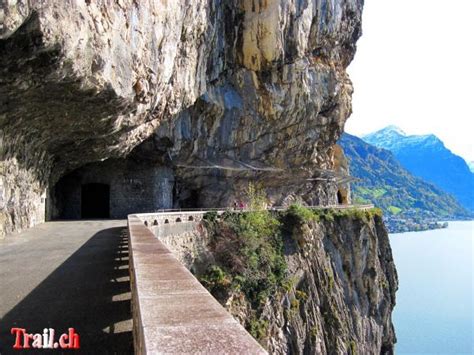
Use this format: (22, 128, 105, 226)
(384, 216, 473, 234)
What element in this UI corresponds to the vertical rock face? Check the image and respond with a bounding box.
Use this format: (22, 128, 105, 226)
(261, 215, 397, 354)
(159, 212, 398, 354)
(0, 0, 363, 236)
(144, 0, 363, 207)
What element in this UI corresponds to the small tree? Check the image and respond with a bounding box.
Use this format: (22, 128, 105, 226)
(246, 182, 268, 211)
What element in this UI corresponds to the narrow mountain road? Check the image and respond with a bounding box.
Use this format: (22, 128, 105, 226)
(0, 220, 132, 354)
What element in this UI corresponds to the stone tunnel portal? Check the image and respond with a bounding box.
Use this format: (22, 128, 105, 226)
(49, 158, 175, 220)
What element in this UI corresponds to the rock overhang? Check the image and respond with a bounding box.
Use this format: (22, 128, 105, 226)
(0, 0, 363, 238)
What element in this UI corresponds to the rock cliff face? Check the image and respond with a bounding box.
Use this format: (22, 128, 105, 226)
(0, 0, 363, 237)
(260, 214, 397, 354)
(159, 211, 398, 354)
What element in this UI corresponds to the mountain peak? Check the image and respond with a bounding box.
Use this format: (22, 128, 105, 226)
(338, 133, 471, 225)
(364, 127, 445, 151)
(362, 125, 407, 145)
(382, 125, 406, 136)
(361, 127, 474, 211)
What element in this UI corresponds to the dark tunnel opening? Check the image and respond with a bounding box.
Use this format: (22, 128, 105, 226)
(81, 183, 110, 219)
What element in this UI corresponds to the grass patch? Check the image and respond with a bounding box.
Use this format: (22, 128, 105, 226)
(285, 204, 319, 225)
(388, 205, 402, 215)
(348, 340, 357, 355)
(203, 211, 218, 222)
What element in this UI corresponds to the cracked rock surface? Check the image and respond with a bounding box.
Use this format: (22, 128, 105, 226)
(0, 0, 363, 237)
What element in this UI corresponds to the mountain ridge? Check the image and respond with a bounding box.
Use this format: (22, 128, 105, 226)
(362, 126, 474, 211)
(339, 133, 471, 232)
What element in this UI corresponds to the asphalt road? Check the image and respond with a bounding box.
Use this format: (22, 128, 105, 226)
(0, 220, 133, 354)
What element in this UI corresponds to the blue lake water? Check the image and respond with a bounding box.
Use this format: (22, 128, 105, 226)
(390, 221, 473, 354)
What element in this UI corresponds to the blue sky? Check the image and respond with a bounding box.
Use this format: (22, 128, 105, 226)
(345, 0, 474, 162)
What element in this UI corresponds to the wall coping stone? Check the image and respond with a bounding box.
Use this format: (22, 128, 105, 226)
(128, 214, 267, 355)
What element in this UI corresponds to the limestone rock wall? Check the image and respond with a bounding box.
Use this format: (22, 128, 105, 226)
(155, 213, 398, 354)
(152, 221, 214, 275)
(261, 214, 397, 354)
(0, 0, 363, 237)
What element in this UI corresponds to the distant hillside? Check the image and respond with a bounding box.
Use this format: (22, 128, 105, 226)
(363, 126, 474, 211)
(339, 133, 470, 221)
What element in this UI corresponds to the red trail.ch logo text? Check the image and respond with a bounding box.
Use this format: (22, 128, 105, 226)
(10, 327, 80, 350)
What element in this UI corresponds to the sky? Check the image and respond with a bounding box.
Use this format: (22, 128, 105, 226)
(345, 0, 474, 162)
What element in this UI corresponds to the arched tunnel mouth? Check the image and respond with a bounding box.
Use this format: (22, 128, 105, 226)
(337, 188, 349, 205)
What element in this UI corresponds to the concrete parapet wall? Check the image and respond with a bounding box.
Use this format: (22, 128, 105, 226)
(136, 204, 375, 228)
(127, 214, 267, 354)
(136, 210, 218, 226)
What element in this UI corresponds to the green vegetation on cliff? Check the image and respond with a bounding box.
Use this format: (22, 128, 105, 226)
(202, 209, 287, 308)
(285, 204, 382, 223)
(201, 206, 385, 339)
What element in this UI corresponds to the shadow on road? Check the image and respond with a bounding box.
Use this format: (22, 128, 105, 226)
(0, 227, 133, 354)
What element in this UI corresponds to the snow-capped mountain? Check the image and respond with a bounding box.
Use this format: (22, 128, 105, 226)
(363, 126, 474, 211)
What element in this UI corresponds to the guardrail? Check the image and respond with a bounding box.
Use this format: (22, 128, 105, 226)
(137, 204, 375, 215)
(128, 214, 267, 355)
(136, 204, 375, 226)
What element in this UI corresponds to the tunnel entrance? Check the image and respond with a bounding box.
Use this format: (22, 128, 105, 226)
(180, 189, 200, 209)
(50, 158, 175, 220)
(337, 189, 349, 205)
(81, 183, 110, 219)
